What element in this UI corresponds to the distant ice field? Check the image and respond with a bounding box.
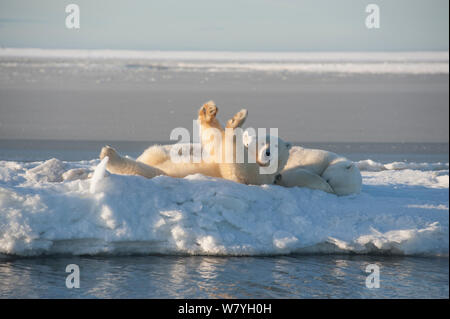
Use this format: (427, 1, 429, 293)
(0, 49, 448, 74)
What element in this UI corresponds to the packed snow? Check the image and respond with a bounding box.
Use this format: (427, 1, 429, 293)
(0, 151, 448, 257)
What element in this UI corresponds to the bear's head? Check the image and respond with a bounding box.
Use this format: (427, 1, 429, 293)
(322, 159, 362, 196)
(242, 129, 291, 178)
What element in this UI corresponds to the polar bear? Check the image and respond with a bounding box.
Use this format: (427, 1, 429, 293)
(99, 100, 361, 195)
(100, 101, 291, 186)
(196, 101, 291, 185)
(194, 101, 361, 195)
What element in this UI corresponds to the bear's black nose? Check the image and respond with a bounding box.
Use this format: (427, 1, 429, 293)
(265, 149, 270, 157)
(275, 174, 282, 183)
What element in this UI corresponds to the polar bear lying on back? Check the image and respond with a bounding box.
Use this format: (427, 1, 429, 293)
(101, 101, 290, 186)
(100, 101, 361, 195)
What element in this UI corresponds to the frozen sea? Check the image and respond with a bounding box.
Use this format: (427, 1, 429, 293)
(0, 49, 448, 298)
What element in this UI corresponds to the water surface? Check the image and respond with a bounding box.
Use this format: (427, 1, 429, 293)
(0, 255, 448, 299)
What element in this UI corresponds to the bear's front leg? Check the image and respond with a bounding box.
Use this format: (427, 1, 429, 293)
(278, 167, 334, 194)
(225, 109, 248, 129)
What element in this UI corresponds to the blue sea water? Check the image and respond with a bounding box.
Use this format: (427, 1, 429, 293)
(0, 255, 448, 299)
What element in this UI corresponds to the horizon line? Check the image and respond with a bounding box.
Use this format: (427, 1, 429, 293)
(0, 47, 449, 53)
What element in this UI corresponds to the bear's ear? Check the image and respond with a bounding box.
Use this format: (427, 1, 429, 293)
(242, 129, 255, 147)
(286, 142, 292, 150)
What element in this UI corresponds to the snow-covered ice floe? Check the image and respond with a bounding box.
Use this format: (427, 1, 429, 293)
(0, 154, 448, 257)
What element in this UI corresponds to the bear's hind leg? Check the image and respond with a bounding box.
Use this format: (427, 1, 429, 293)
(100, 146, 166, 179)
(198, 101, 222, 130)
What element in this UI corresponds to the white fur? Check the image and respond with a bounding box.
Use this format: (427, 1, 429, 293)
(100, 142, 360, 195)
(279, 146, 362, 195)
(99, 101, 360, 195)
(100, 134, 291, 186)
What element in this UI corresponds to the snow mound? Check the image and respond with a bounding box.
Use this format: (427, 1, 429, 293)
(0, 158, 448, 257)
